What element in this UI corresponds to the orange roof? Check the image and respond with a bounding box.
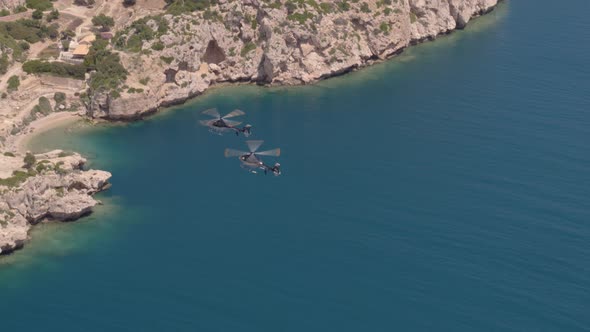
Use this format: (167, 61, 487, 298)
(72, 44, 90, 56)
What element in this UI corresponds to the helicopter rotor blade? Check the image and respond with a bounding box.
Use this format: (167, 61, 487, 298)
(224, 148, 248, 158)
(222, 109, 245, 119)
(255, 148, 281, 157)
(246, 140, 264, 153)
(202, 108, 221, 119)
(199, 119, 216, 127)
(223, 119, 243, 127)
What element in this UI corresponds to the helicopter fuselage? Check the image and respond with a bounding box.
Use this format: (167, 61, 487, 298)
(212, 119, 231, 128)
(239, 154, 264, 168)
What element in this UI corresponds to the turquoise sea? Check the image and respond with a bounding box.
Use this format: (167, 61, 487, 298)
(2, 1, 590, 330)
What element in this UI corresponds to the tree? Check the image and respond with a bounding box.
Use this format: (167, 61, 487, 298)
(123, 0, 136, 6)
(91, 14, 114, 31)
(23, 153, 36, 169)
(32, 9, 43, 19)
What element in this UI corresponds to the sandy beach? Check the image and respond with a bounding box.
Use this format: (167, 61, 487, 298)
(10, 112, 81, 154)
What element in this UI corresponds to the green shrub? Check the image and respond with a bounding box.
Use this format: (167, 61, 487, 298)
(23, 152, 36, 168)
(13, 5, 27, 14)
(0, 170, 32, 187)
(58, 151, 73, 157)
(151, 41, 164, 51)
(32, 9, 43, 19)
(7, 75, 19, 92)
(337, 1, 350, 11)
(240, 42, 256, 57)
(3, 152, 15, 157)
(38, 96, 52, 114)
(19, 41, 30, 50)
(287, 12, 314, 24)
(165, 0, 215, 15)
(319, 2, 332, 13)
(0, 54, 8, 75)
(26, 0, 53, 11)
(54, 91, 66, 104)
(46, 9, 59, 22)
(139, 77, 150, 85)
(23, 60, 86, 79)
(360, 2, 370, 13)
(160, 55, 173, 64)
(0, 9, 10, 16)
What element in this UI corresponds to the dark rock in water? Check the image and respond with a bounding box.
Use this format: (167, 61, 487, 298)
(202, 40, 226, 64)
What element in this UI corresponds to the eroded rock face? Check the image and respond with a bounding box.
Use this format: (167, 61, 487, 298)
(0, 151, 111, 255)
(86, 0, 500, 120)
(0, 0, 24, 9)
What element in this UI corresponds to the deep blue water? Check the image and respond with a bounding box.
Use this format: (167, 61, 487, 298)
(2, 1, 590, 330)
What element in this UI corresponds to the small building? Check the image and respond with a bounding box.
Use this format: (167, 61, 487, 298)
(72, 44, 90, 58)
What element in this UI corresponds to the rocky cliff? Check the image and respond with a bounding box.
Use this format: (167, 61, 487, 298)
(0, 151, 111, 254)
(87, 0, 499, 119)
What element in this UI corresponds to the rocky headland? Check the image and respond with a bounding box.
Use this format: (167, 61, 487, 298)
(0, 0, 499, 254)
(0, 150, 111, 254)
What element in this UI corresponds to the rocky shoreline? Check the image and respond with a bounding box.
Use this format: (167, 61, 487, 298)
(87, 0, 501, 120)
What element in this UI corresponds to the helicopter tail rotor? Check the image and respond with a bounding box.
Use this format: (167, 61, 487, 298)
(242, 124, 252, 137)
(272, 163, 281, 176)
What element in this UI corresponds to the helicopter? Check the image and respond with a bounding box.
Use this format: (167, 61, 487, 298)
(199, 108, 252, 136)
(224, 140, 281, 176)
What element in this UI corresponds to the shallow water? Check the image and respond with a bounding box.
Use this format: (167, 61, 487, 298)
(2, 1, 590, 330)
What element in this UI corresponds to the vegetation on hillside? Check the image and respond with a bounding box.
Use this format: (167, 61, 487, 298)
(84, 39, 128, 96)
(23, 60, 86, 79)
(26, 0, 53, 11)
(0, 19, 59, 64)
(92, 14, 115, 31)
(164, 0, 216, 15)
(112, 15, 168, 53)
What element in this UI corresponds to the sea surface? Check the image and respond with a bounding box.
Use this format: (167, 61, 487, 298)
(2, 1, 590, 330)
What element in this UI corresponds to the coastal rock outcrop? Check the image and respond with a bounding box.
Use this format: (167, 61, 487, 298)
(86, 0, 501, 120)
(0, 151, 111, 255)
